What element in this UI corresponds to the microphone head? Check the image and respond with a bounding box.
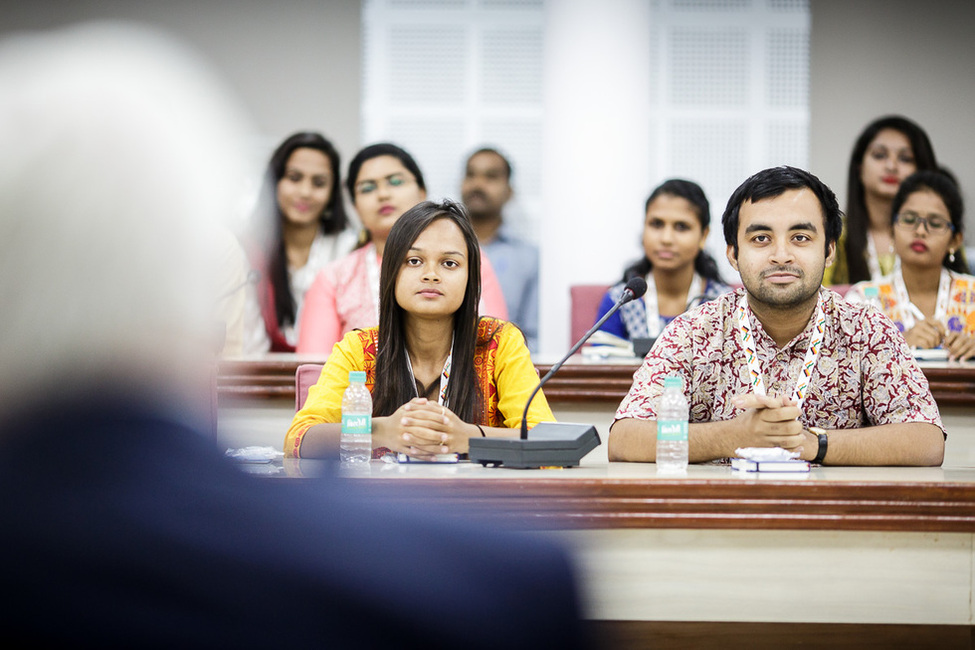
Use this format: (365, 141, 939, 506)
(622, 276, 648, 302)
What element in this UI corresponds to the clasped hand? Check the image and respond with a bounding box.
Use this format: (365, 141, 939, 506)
(905, 319, 975, 361)
(905, 318, 945, 351)
(380, 398, 472, 460)
(731, 393, 811, 459)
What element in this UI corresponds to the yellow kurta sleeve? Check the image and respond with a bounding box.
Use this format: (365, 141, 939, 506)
(492, 324, 555, 428)
(284, 330, 370, 458)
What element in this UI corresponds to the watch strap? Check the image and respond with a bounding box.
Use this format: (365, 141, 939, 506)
(811, 427, 828, 464)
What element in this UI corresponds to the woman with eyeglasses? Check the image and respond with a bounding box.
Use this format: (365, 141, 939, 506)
(286, 200, 552, 460)
(296, 143, 507, 354)
(846, 171, 975, 360)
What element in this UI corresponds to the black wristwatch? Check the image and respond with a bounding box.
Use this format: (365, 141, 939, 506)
(809, 426, 828, 464)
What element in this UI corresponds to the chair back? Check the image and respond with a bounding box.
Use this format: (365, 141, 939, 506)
(570, 284, 610, 343)
(295, 363, 324, 412)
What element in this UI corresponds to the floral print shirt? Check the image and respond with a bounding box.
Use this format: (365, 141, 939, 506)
(615, 287, 945, 435)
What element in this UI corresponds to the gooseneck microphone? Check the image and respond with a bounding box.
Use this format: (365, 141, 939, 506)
(518, 276, 646, 439)
(469, 276, 648, 468)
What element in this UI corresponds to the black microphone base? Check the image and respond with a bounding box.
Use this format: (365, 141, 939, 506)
(468, 423, 600, 469)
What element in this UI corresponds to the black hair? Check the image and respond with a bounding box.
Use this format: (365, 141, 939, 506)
(466, 147, 513, 181)
(345, 143, 426, 248)
(264, 132, 348, 328)
(346, 142, 426, 200)
(844, 115, 938, 284)
(372, 199, 489, 425)
(622, 178, 724, 284)
(723, 165, 842, 258)
(891, 170, 967, 274)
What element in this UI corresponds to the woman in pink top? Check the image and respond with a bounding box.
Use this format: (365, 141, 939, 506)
(297, 143, 507, 354)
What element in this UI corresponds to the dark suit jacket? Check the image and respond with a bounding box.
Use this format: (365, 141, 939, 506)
(0, 395, 590, 648)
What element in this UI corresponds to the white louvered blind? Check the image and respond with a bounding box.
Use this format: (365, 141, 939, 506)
(362, 0, 545, 242)
(362, 0, 809, 263)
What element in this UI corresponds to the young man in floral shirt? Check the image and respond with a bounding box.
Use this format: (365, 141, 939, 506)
(610, 166, 945, 467)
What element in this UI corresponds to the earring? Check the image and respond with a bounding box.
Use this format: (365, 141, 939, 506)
(949, 250, 957, 263)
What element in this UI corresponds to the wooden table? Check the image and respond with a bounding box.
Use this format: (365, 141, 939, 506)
(252, 459, 975, 648)
(220, 356, 975, 647)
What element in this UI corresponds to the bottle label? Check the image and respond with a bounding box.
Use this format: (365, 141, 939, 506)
(657, 419, 687, 442)
(341, 414, 372, 436)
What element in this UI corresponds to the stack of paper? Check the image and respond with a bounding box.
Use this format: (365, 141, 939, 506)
(731, 447, 810, 473)
(730, 457, 810, 473)
(582, 331, 634, 358)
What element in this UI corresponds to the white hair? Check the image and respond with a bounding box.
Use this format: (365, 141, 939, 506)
(0, 22, 255, 417)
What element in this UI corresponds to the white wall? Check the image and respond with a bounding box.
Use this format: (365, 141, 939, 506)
(0, 0, 362, 168)
(539, 0, 652, 355)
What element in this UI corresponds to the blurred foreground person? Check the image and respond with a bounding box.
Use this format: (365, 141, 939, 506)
(0, 23, 589, 648)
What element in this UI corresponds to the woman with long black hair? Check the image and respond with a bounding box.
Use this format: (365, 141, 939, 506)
(826, 115, 939, 286)
(296, 143, 508, 354)
(247, 132, 355, 352)
(286, 199, 551, 460)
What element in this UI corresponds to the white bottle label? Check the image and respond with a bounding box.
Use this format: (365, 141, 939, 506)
(657, 420, 687, 442)
(342, 414, 372, 436)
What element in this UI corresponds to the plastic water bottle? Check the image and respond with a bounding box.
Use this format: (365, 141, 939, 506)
(656, 376, 689, 473)
(340, 371, 372, 464)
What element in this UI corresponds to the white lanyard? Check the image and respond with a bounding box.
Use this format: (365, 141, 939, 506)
(892, 265, 951, 329)
(404, 337, 454, 406)
(365, 243, 381, 322)
(644, 272, 705, 338)
(866, 235, 886, 280)
(736, 291, 826, 412)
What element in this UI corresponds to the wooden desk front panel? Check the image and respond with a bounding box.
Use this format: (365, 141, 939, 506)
(273, 463, 975, 627)
(218, 356, 975, 407)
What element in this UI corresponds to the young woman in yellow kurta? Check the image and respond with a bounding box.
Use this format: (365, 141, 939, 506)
(285, 199, 553, 460)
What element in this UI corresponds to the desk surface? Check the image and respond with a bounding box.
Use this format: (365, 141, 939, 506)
(251, 458, 975, 534)
(223, 354, 975, 534)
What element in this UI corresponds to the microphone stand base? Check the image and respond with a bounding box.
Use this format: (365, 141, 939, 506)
(468, 422, 600, 469)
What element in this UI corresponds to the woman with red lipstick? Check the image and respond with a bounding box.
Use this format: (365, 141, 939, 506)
(847, 171, 975, 360)
(594, 179, 730, 342)
(296, 143, 508, 354)
(286, 200, 552, 460)
(826, 116, 942, 286)
(245, 132, 356, 353)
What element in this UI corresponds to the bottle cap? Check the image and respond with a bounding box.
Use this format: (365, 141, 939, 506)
(349, 370, 367, 383)
(663, 376, 683, 389)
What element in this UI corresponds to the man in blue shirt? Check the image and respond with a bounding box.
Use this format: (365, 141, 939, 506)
(462, 148, 540, 350)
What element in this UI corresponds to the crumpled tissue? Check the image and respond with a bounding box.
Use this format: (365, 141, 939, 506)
(734, 447, 800, 461)
(225, 446, 284, 463)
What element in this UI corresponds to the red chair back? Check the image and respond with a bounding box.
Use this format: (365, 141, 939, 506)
(570, 284, 610, 342)
(295, 363, 324, 412)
